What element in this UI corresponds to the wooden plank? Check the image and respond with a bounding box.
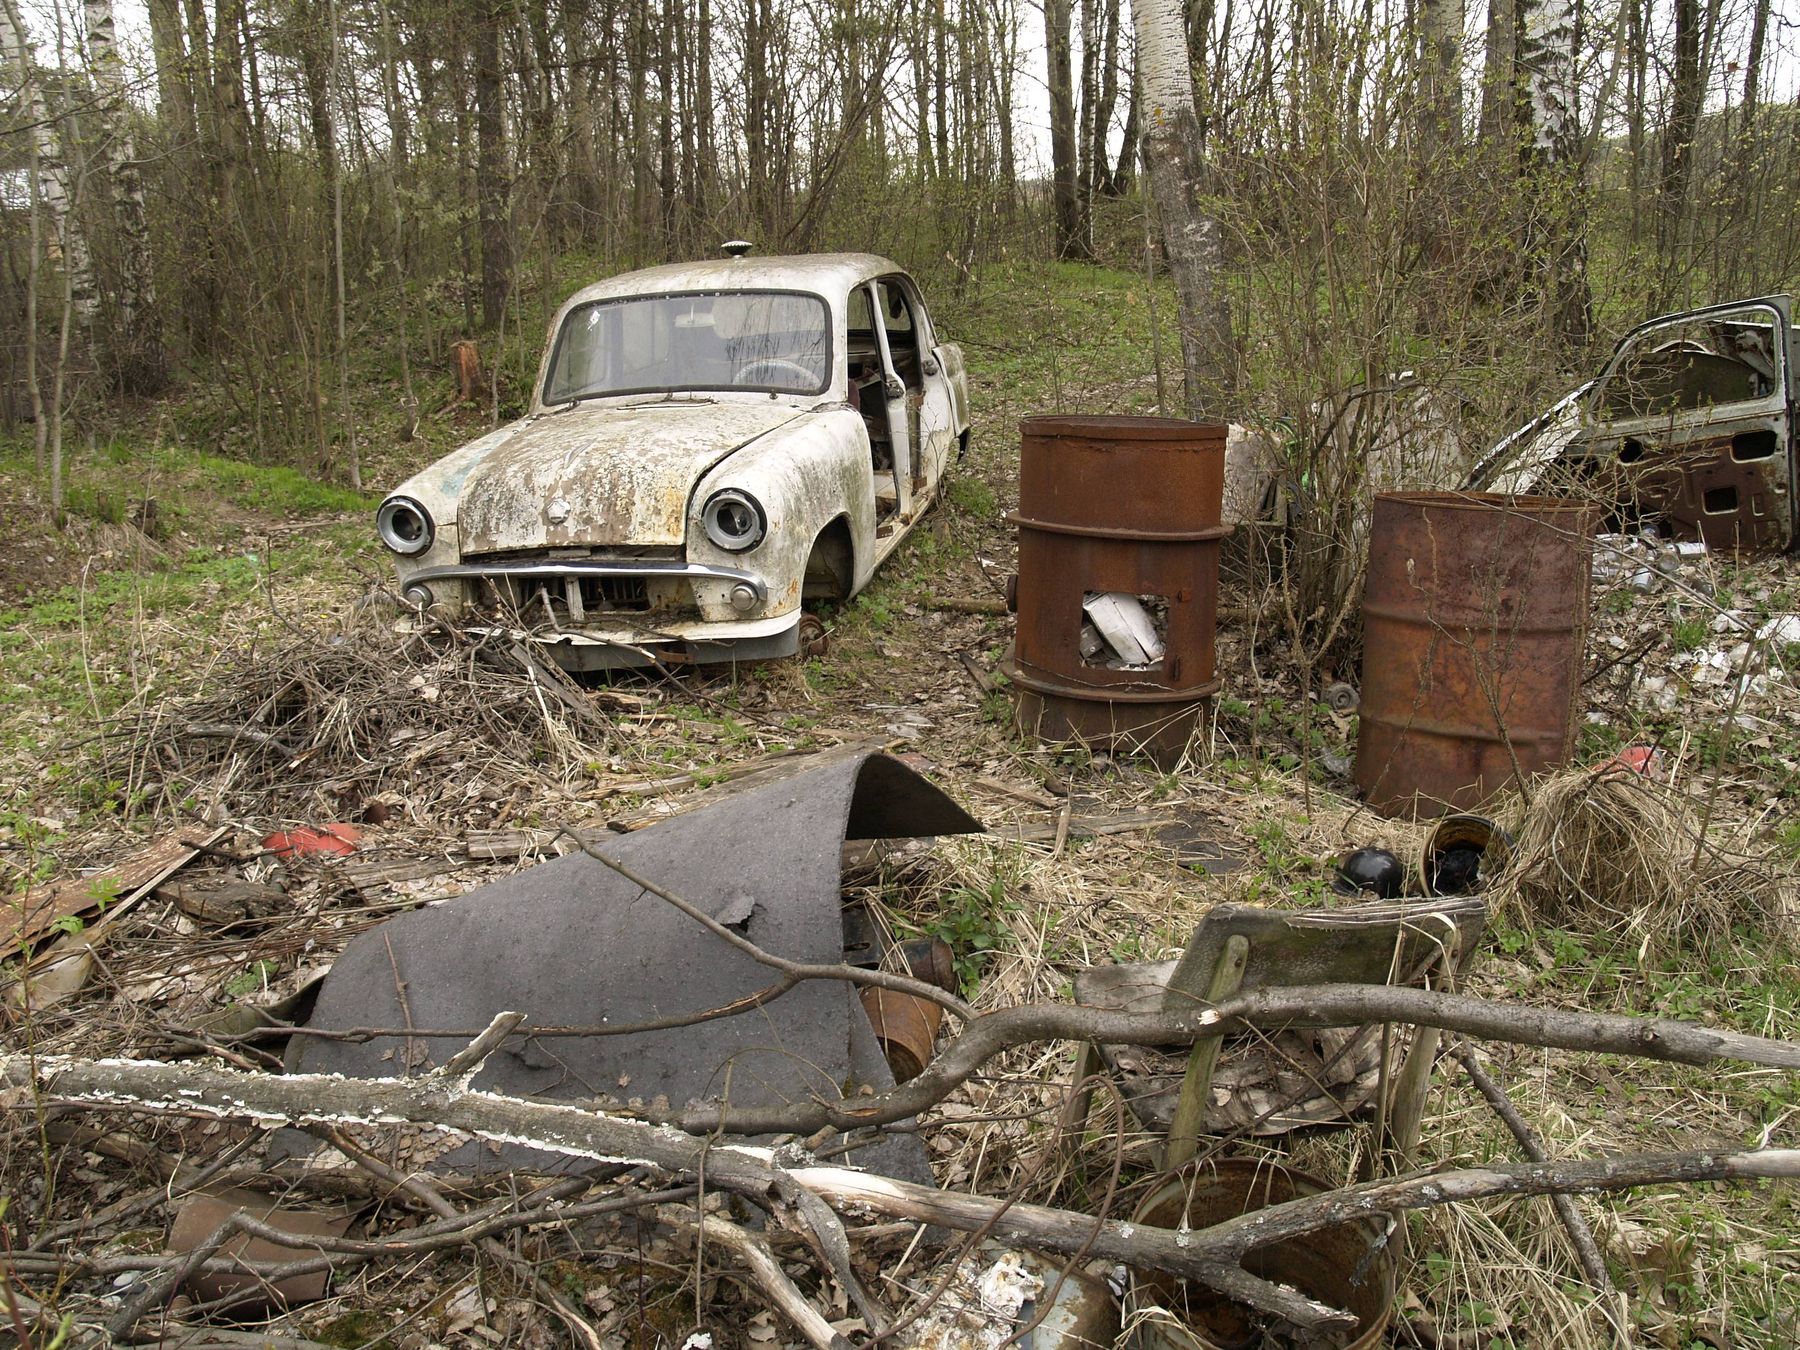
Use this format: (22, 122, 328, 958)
(7, 827, 227, 952)
(464, 827, 611, 860)
(337, 854, 458, 897)
(1001, 812, 1179, 844)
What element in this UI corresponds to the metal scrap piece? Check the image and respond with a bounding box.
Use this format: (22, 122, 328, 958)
(286, 751, 980, 1176)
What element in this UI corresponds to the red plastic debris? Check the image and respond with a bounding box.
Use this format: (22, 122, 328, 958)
(1607, 746, 1663, 780)
(262, 823, 361, 859)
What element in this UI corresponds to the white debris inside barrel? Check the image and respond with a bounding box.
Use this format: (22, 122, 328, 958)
(1080, 592, 1167, 669)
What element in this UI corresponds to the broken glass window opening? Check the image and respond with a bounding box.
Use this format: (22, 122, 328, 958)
(1080, 592, 1169, 670)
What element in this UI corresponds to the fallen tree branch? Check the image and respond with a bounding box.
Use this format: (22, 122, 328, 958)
(255, 982, 1800, 1138)
(667, 982, 1800, 1135)
(1452, 1039, 1627, 1348)
(8, 1050, 1797, 1334)
(661, 1207, 849, 1350)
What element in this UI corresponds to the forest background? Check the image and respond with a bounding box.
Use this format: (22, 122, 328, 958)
(2, 0, 1796, 504)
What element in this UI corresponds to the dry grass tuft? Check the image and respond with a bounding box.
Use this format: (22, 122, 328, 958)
(1492, 765, 1790, 961)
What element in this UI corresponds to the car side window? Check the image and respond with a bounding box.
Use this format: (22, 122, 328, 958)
(847, 287, 874, 333)
(878, 280, 916, 351)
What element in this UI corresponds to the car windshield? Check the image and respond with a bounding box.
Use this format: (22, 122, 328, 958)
(542, 289, 831, 403)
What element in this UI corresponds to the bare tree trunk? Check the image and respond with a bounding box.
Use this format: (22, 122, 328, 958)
(1417, 0, 1463, 157)
(1, 0, 96, 329)
(1658, 0, 1701, 294)
(85, 0, 167, 393)
(475, 0, 510, 328)
(376, 0, 416, 427)
(1046, 0, 1087, 258)
(1479, 0, 1514, 146)
(1517, 0, 1589, 351)
(5, 6, 46, 474)
(328, 0, 359, 489)
(1109, 66, 1141, 194)
(1087, 0, 1123, 199)
(1130, 0, 1235, 416)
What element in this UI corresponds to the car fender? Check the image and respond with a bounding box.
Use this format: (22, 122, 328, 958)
(384, 420, 536, 595)
(687, 406, 877, 619)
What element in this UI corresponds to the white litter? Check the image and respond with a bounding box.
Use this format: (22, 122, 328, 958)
(1082, 592, 1165, 666)
(1756, 614, 1800, 645)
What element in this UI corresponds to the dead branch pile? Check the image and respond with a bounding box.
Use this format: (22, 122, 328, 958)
(103, 614, 620, 825)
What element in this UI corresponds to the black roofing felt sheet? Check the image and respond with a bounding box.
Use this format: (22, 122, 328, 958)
(286, 750, 981, 1176)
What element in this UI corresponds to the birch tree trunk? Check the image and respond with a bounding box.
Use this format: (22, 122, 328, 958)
(6, 7, 46, 473)
(85, 0, 167, 393)
(1517, 0, 1589, 350)
(1129, 0, 1234, 417)
(1, 0, 96, 328)
(1417, 0, 1463, 158)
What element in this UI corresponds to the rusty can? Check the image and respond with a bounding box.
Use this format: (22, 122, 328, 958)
(1001, 416, 1229, 766)
(1127, 1159, 1394, 1349)
(1353, 492, 1597, 818)
(859, 987, 944, 1083)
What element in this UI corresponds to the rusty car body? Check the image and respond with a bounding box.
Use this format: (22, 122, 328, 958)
(1470, 295, 1796, 551)
(377, 252, 970, 668)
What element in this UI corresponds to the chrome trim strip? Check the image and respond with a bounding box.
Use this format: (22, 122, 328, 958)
(410, 559, 767, 604)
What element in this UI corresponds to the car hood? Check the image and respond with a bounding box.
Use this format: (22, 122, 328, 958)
(457, 401, 807, 553)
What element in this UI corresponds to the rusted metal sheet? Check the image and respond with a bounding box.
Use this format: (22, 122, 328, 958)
(1353, 492, 1597, 818)
(1002, 416, 1229, 765)
(1473, 295, 1796, 552)
(859, 987, 942, 1082)
(167, 1187, 353, 1310)
(1630, 431, 1790, 552)
(285, 751, 980, 1178)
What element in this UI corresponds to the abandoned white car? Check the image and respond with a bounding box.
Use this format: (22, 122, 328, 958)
(376, 250, 971, 668)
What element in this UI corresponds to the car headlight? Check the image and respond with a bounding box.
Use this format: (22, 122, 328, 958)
(377, 496, 434, 555)
(701, 488, 766, 552)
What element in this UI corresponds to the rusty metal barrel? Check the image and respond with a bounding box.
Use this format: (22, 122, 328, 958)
(1001, 415, 1229, 765)
(1353, 492, 1597, 817)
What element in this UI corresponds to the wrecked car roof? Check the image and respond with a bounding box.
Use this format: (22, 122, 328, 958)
(561, 252, 900, 308)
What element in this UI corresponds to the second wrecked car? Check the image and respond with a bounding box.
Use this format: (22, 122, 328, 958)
(376, 250, 971, 668)
(1471, 294, 1796, 551)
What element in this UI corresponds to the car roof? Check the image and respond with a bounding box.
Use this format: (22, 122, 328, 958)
(561, 253, 902, 307)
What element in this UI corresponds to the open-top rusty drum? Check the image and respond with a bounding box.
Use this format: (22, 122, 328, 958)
(1353, 491, 1597, 817)
(1002, 415, 1228, 765)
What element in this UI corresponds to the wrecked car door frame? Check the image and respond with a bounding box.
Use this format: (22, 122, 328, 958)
(1583, 294, 1794, 551)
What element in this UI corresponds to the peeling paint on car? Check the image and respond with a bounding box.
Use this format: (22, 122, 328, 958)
(459, 403, 806, 553)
